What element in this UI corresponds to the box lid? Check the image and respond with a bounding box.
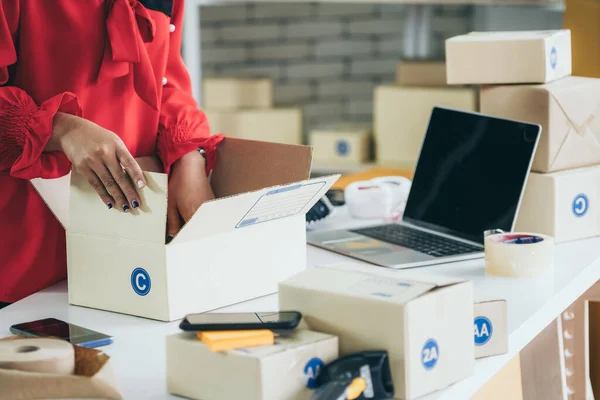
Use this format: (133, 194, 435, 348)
(280, 265, 466, 304)
(448, 30, 568, 43)
(229, 329, 336, 358)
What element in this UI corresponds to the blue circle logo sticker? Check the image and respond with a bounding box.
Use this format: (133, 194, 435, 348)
(131, 267, 151, 296)
(336, 140, 350, 156)
(550, 46, 558, 70)
(421, 339, 439, 370)
(304, 357, 324, 388)
(573, 193, 589, 217)
(474, 316, 493, 346)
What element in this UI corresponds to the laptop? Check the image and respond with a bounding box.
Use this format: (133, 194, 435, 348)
(308, 107, 541, 269)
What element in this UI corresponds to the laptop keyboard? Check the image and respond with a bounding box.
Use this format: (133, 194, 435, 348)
(350, 224, 482, 258)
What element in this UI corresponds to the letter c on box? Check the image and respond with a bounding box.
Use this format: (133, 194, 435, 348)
(131, 267, 151, 296)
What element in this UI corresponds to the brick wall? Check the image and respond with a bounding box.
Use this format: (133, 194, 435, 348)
(199, 3, 472, 140)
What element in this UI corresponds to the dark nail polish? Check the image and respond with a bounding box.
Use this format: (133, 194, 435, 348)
(123, 204, 130, 212)
(166, 236, 173, 244)
(132, 200, 139, 209)
(107, 203, 113, 210)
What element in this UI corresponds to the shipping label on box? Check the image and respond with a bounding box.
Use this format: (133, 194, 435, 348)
(167, 330, 338, 400)
(516, 166, 600, 243)
(396, 61, 447, 86)
(446, 30, 571, 85)
(279, 265, 474, 400)
(374, 85, 477, 167)
(310, 125, 371, 165)
(202, 78, 272, 110)
(31, 138, 338, 321)
(474, 300, 508, 359)
(481, 76, 600, 173)
(206, 109, 302, 146)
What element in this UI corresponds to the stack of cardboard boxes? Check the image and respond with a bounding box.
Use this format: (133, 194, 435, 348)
(447, 29, 600, 243)
(373, 61, 478, 169)
(202, 78, 303, 146)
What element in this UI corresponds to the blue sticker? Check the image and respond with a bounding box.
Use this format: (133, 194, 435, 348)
(421, 339, 439, 370)
(336, 140, 350, 156)
(474, 316, 493, 346)
(550, 46, 558, 70)
(131, 267, 151, 296)
(304, 357, 324, 388)
(573, 193, 589, 217)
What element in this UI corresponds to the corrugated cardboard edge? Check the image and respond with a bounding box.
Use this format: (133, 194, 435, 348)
(0, 336, 122, 400)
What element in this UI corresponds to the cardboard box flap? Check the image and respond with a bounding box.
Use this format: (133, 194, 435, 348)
(68, 170, 168, 244)
(30, 174, 71, 228)
(170, 174, 339, 245)
(547, 77, 600, 135)
(451, 30, 565, 42)
(211, 138, 313, 198)
(230, 330, 335, 358)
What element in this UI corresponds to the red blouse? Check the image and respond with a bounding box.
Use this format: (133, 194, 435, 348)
(0, 0, 223, 302)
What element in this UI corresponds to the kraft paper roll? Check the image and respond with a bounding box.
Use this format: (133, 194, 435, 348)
(0, 338, 75, 375)
(485, 233, 554, 277)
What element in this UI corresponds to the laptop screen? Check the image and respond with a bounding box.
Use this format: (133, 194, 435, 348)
(403, 107, 540, 245)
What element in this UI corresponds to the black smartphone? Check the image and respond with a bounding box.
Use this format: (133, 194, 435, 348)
(10, 318, 113, 348)
(179, 311, 302, 331)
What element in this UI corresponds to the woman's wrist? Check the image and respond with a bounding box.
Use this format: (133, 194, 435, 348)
(46, 112, 79, 152)
(173, 149, 206, 171)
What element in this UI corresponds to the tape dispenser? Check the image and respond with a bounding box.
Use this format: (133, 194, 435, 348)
(345, 177, 411, 220)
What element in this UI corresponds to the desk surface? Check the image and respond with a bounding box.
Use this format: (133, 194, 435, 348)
(1, 208, 599, 400)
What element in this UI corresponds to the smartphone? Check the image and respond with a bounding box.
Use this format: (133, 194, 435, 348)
(179, 311, 302, 331)
(10, 318, 113, 348)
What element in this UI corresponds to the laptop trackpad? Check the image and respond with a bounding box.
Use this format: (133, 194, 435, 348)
(324, 236, 428, 262)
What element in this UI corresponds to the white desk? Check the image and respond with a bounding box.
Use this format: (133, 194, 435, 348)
(2, 208, 600, 399)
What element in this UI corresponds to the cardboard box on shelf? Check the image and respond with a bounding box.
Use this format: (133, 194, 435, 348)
(167, 330, 338, 400)
(480, 76, 600, 173)
(202, 78, 272, 110)
(206, 109, 303, 146)
(30, 139, 337, 321)
(309, 124, 371, 165)
(396, 61, 447, 86)
(279, 265, 474, 400)
(474, 300, 508, 359)
(515, 166, 600, 243)
(446, 30, 571, 85)
(564, 0, 600, 78)
(374, 85, 477, 168)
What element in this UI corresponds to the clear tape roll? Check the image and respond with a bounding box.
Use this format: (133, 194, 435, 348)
(0, 338, 75, 375)
(485, 233, 554, 277)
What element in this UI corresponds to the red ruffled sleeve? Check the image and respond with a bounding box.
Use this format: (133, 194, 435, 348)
(156, 0, 224, 175)
(0, 1, 83, 180)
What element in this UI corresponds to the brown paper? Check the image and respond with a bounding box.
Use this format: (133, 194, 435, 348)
(0, 336, 122, 400)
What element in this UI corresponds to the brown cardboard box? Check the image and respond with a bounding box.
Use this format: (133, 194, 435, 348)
(396, 61, 447, 86)
(564, 0, 600, 78)
(310, 124, 371, 165)
(167, 330, 338, 400)
(446, 30, 572, 85)
(202, 78, 273, 110)
(480, 76, 600, 173)
(374, 85, 477, 167)
(0, 337, 121, 400)
(206, 109, 303, 145)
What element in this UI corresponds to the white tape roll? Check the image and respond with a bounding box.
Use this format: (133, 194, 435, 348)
(0, 338, 75, 375)
(485, 233, 554, 277)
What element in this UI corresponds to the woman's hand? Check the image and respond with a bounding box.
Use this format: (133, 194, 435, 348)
(167, 150, 214, 242)
(46, 112, 145, 211)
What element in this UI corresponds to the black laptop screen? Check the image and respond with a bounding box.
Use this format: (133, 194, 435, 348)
(403, 107, 540, 245)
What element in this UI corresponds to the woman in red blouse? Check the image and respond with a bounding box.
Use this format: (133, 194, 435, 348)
(0, 0, 223, 305)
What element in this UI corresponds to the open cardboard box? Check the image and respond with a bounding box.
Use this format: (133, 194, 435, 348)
(31, 138, 338, 321)
(0, 336, 121, 400)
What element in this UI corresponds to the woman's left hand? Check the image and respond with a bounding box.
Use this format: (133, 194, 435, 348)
(166, 150, 214, 242)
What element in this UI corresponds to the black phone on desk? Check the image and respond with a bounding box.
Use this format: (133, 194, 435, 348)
(179, 311, 302, 331)
(10, 318, 113, 348)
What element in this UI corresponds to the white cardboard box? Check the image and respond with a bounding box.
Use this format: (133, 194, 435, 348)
(446, 30, 572, 85)
(207, 108, 303, 145)
(31, 138, 337, 321)
(202, 78, 273, 110)
(279, 265, 474, 400)
(310, 124, 371, 165)
(515, 166, 600, 243)
(167, 330, 339, 400)
(474, 300, 508, 359)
